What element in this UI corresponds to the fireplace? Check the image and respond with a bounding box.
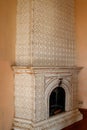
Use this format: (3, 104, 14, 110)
(12, 0, 83, 130)
(49, 79, 65, 116)
(12, 67, 83, 130)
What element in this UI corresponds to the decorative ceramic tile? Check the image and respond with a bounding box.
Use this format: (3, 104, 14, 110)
(32, 0, 76, 67)
(16, 0, 76, 67)
(16, 0, 32, 66)
(14, 73, 35, 120)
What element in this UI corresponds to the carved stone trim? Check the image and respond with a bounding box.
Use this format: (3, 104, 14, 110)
(45, 75, 72, 118)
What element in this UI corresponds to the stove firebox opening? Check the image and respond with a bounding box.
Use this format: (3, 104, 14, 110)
(49, 83, 65, 117)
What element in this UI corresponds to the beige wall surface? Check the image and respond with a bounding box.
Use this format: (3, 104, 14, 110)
(0, 0, 16, 130)
(0, 61, 14, 130)
(0, 0, 16, 64)
(76, 0, 87, 108)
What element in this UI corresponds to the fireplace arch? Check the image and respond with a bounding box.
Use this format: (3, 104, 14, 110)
(49, 86, 65, 116)
(45, 76, 72, 118)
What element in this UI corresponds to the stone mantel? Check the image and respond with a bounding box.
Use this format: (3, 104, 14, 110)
(12, 66, 83, 74)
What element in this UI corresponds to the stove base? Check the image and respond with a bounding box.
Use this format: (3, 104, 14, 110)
(13, 109, 83, 130)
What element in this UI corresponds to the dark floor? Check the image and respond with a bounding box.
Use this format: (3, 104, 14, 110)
(62, 109, 87, 130)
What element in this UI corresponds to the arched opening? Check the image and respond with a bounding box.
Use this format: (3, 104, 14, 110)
(49, 87, 65, 117)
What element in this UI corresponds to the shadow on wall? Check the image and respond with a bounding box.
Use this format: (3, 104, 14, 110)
(0, 61, 14, 130)
(78, 68, 87, 108)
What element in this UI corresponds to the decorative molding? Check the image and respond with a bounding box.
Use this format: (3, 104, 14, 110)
(45, 76, 72, 118)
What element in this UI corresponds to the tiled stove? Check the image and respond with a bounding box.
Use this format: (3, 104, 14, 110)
(12, 0, 83, 130)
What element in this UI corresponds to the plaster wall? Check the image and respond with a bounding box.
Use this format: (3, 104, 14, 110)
(76, 0, 87, 108)
(0, 0, 16, 64)
(0, 61, 14, 130)
(0, 0, 16, 130)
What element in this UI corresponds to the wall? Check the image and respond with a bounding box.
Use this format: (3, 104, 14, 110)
(0, 0, 16, 129)
(76, 0, 87, 108)
(0, 0, 16, 64)
(0, 61, 14, 130)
